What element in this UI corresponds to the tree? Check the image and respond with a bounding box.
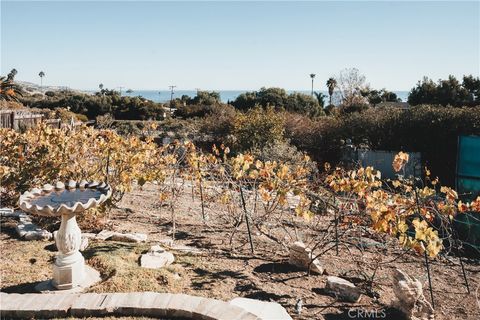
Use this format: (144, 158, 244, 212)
(335, 68, 369, 112)
(99, 83, 104, 90)
(6, 69, 17, 81)
(408, 75, 478, 107)
(233, 105, 285, 151)
(39, 71, 45, 90)
(286, 92, 325, 117)
(360, 88, 399, 107)
(310, 73, 316, 96)
(314, 92, 327, 109)
(326, 77, 337, 106)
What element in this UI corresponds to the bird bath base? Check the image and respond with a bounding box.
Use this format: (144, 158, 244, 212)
(19, 181, 111, 293)
(35, 266, 101, 293)
(36, 212, 101, 293)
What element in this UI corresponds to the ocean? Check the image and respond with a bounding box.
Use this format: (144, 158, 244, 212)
(119, 90, 410, 104)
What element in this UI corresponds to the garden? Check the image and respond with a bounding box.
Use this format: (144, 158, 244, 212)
(1, 123, 480, 319)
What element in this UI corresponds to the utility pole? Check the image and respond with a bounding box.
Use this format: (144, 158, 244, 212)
(168, 85, 176, 113)
(310, 74, 316, 96)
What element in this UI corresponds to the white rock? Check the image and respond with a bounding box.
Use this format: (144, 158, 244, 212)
(55, 181, 65, 190)
(140, 249, 175, 269)
(82, 232, 97, 239)
(392, 269, 434, 320)
(67, 180, 77, 189)
(17, 223, 52, 240)
(96, 230, 115, 240)
(0, 208, 14, 216)
(289, 241, 324, 274)
(326, 276, 361, 302)
(171, 244, 202, 254)
(149, 245, 166, 255)
(110, 232, 147, 243)
(229, 297, 292, 320)
(42, 184, 54, 192)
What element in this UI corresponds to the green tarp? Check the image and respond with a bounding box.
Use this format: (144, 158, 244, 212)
(455, 135, 480, 255)
(457, 135, 480, 200)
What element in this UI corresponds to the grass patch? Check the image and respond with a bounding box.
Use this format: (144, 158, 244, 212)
(85, 240, 190, 293)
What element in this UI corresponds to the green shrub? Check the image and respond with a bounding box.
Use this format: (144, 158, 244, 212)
(286, 105, 480, 186)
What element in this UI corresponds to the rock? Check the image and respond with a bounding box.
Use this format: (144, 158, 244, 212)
(17, 223, 52, 240)
(229, 297, 292, 320)
(140, 245, 175, 269)
(392, 269, 434, 320)
(149, 245, 165, 254)
(42, 184, 54, 192)
(55, 181, 65, 190)
(326, 276, 361, 302)
(95, 230, 147, 243)
(0, 207, 14, 216)
(110, 232, 147, 243)
(81, 233, 97, 239)
(289, 241, 324, 274)
(171, 244, 202, 254)
(67, 180, 77, 189)
(96, 230, 115, 240)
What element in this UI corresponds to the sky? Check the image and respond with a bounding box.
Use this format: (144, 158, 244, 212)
(1, 1, 479, 91)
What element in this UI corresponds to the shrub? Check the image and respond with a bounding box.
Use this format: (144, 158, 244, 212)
(286, 106, 480, 186)
(233, 106, 285, 152)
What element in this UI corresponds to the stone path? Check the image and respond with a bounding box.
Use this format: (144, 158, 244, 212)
(0, 292, 292, 320)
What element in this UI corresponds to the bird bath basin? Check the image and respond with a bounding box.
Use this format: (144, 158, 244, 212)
(19, 180, 111, 292)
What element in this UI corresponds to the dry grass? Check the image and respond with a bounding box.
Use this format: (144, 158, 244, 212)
(85, 240, 190, 293)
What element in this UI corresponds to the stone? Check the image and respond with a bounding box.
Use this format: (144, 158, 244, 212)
(110, 232, 147, 243)
(43, 184, 54, 192)
(0, 207, 14, 216)
(82, 232, 97, 239)
(229, 297, 292, 320)
(326, 276, 361, 302)
(55, 181, 65, 190)
(141, 246, 175, 269)
(171, 244, 202, 254)
(16, 222, 52, 240)
(67, 180, 77, 189)
(392, 269, 434, 320)
(96, 230, 115, 240)
(289, 241, 324, 274)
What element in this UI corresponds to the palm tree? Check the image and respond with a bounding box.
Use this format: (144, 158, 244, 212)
(310, 74, 316, 96)
(326, 77, 337, 105)
(39, 71, 45, 90)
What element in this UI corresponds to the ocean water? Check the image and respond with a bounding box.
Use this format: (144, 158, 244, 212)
(120, 90, 410, 104)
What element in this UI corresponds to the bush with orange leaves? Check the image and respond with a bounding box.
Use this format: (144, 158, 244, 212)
(325, 152, 480, 258)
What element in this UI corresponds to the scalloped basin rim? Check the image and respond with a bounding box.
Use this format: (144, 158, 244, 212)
(19, 182, 112, 216)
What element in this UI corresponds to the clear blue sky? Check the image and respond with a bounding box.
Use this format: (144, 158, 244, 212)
(1, 1, 479, 91)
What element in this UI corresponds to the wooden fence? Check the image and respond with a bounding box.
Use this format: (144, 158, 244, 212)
(0, 110, 61, 130)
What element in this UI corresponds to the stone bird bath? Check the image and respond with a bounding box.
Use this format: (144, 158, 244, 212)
(19, 180, 111, 292)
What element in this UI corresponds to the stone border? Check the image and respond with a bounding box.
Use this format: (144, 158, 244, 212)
(0, 292, 266, 320)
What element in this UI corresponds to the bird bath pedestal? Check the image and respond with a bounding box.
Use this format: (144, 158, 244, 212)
(19, 180, 111, 292)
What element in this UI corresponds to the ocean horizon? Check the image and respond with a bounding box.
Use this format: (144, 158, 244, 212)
(116, 90, 410, 104)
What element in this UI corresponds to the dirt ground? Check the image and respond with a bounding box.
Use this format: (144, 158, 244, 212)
(1, 182, 480, 320)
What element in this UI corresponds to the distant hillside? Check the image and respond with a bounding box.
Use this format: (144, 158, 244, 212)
(18, 81, 90, 95)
